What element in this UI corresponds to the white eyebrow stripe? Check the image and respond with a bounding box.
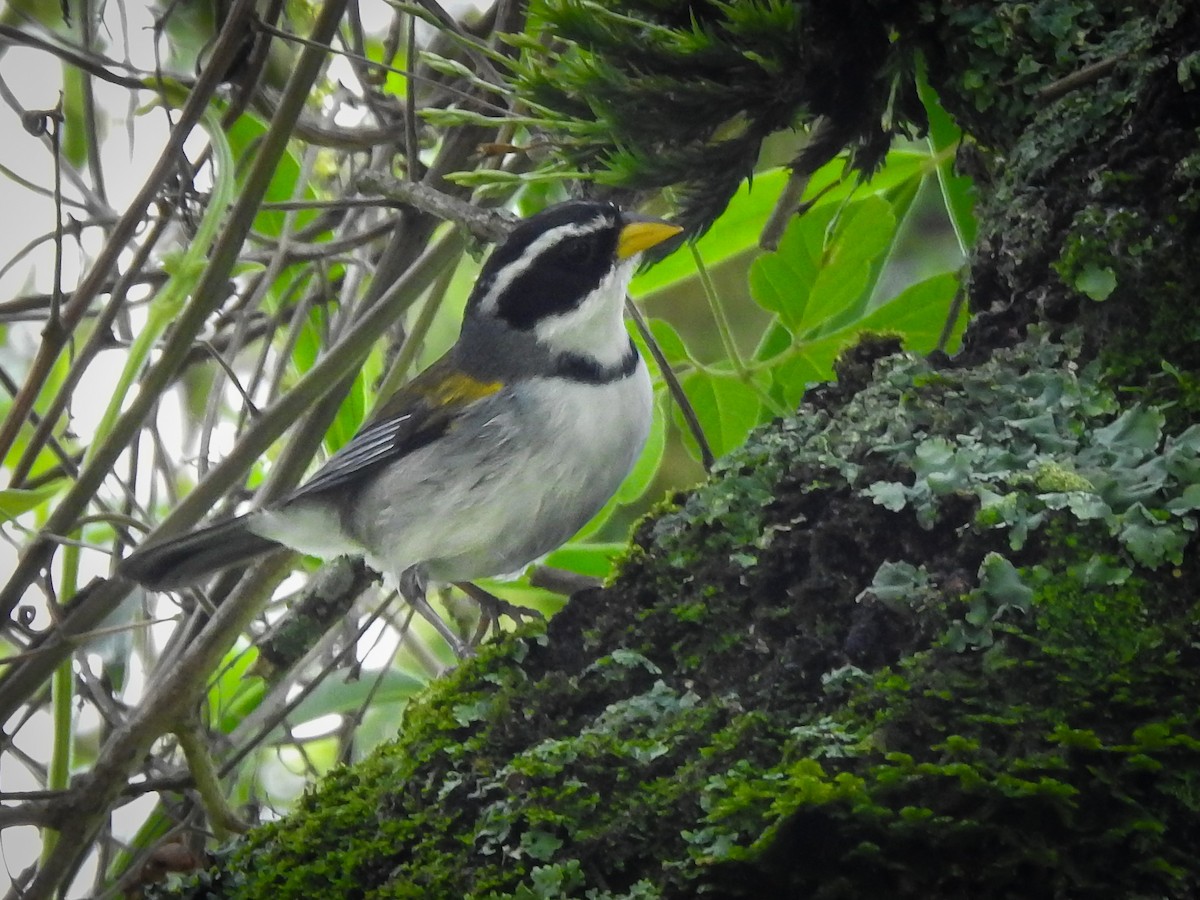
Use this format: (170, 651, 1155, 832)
(475, 215, 608, 315)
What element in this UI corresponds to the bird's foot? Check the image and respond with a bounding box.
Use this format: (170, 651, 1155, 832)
(454, 581, 544, 643)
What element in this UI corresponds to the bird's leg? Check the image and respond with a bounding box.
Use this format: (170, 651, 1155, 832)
(399, 567, 468, 658)
(454, 581, 545, 642)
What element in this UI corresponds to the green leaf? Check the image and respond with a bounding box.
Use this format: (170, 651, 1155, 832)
(1074, 264, 1117, 301)
(916, 67, 978, 250)
(749, 196, 897, 339)
(853, 271, 964, 354)
(753, 320, 793, 363)
(801, 196, 897, 334)
(616, 393, 667, 504)
(677, 371, 763, 460)
(768, 336, 849, 408)
(544, 542, 627, 578)
(646, 317, 693, 367)
(226, 112, 317, 237)
(804, 149, 933, 212)
(326, 351, 382, 456)
(572, 391, 668, 541)
(0, 482, 63, 522)
(769, 270, 963, 407)
(748, 203, 837, 333)
(207, 644, 262, 734)
(634, 168, 791, 298)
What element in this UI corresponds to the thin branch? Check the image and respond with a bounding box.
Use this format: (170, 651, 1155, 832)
(174, 720, 249, 838)
(0, 23, 151, 90)
(251, 19, 512, 116)
(404, 12, 421, 181)
(356, 171, 514, 240)
(625, 297, 715, 470)
(1036, 54, 1124, 103)
(0, 0, 258, 526)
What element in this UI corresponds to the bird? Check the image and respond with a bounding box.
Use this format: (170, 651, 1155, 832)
(119, 200, 683, 644)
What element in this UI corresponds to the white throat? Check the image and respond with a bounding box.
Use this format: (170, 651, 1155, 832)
(531, 257, 638, 368)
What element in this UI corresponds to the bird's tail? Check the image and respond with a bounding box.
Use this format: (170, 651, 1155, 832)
(119, 515, 280, 591)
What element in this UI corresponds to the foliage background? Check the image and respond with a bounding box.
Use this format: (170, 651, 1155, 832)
(0, 0, 973, 895)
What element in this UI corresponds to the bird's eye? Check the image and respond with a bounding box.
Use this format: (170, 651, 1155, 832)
(557, 238, 601, 268)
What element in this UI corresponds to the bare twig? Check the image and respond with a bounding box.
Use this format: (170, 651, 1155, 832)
(0, 0, 258, 516)
(356, 171, 514, 240)
(1036, 55, 1124, 103)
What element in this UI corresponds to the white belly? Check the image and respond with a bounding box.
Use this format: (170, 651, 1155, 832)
(260, 362, 653, 585)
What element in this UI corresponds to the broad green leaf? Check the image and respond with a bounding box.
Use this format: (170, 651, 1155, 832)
(574, 394, 668, 539)
(769, 333, 854, 408)
(545, 542, 628, 578)
(292, 304, 324, 377)
(748, 203, 837, 333)
(677, 371, 763, 460)
(917, 67, 979, 250)
(616, 393, 667, 504)
(226, 113, 317, 237)
(633, 168, 791, 297)
(753, 320, 793, 363)
(326, 366, 370, 455)
(802, 149, 932, 211)
(850, 172, 924, 322)
(327, 338, 385, 455)
(0, 482, 63, 523)
(646, 317, 693, 367)
(749, 195, 897, 339)
(207, 644, 262, 734)
(854, 272, 964, 353)
(768, 270, 963, 407)
(800, 195, 896, 334)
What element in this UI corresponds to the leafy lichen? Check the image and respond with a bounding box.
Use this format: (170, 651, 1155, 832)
(153, 328, 1200, 899)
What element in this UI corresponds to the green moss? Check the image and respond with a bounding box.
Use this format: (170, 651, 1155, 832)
(154, 327, 1200, 899)
(746, 565, 1200, 896)
(937, 2, 1115, 124)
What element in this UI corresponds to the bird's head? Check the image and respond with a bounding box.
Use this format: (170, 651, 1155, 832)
(464, 201, 682, 370)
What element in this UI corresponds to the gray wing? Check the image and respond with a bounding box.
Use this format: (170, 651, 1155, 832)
(286, 357, 503, 501)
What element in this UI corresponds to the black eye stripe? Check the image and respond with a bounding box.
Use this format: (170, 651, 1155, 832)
(468, 201, 624, 329)
(497, 253, 613, 329)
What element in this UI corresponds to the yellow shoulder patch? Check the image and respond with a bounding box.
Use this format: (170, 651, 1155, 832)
(422, 372, 504, 406)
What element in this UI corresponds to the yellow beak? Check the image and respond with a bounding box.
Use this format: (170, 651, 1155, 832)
(617, 219, 684, 259)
